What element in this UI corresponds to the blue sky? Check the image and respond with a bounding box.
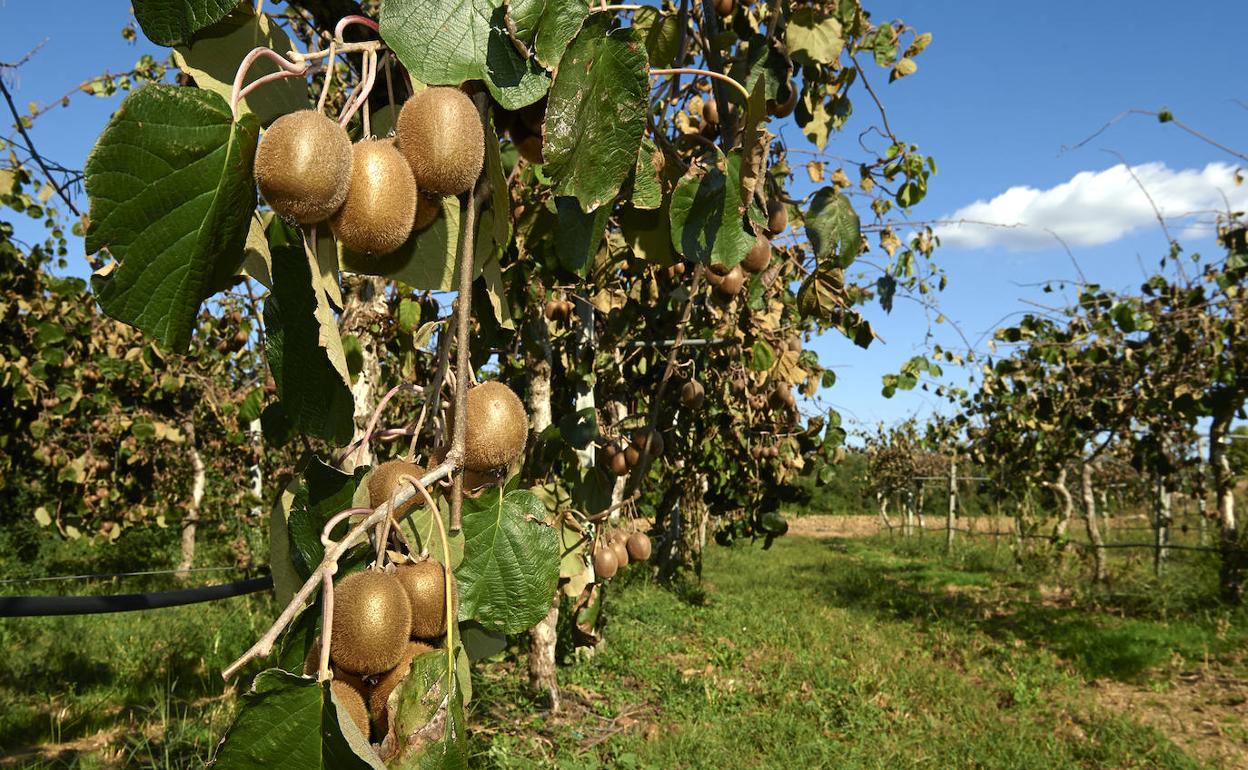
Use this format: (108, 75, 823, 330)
(2, 1, 1246, 435)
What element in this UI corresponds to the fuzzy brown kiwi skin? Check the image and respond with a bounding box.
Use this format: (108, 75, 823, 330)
(626, 532, 652, 561)
(610, 538, 630, 569)
(741, 234, 771, 273)
(330, 570, 413, 675)
(766, 199, 789, 235)
(594, 547, 619, 579)
(255, 110, 353, 224)
(394, 560, 455, 640)
(369, 640, 436, 722)
(412, 191, 442, 232)
(715, 265, 747, 297)
(331, 139, 417, 256)
(367, 459, 430, 521)
(331, 678, 372, 739)
(680, 380, 705, 409)
(395, 87, 484, 196)
(462, 381, 528, 472)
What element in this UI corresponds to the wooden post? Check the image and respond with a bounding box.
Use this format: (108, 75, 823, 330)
(1154, 474, 1171, 577)
(1081, 462, 1108, 583)
(1210, 413, 1242, 603)
(526, 313, 560, 710)
(945, 456, 957, 554)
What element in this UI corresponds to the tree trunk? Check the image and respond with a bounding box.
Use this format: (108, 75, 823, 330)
(340, 275, 387, 471)
(526, 316, 559, 709)
(1080, 462, 1108, 583)
(915, 486, 926, 535)
(1043, 467, 1074, 544)
(1153, 474, 1172, 577)
(945, 457, 957, 554)
(1210, 412, 1243, 604)
(903, 490, 914, 537)
(877, 492, 893, 533)
(176, 422, 205, 579)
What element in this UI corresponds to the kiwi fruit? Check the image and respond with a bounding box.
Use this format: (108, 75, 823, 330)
(543, 299, 561, 321)
(412, 191, 442, 232)
(741, 235, 771, 274)
(395, 87, 484, 196)
(714, 0, 734, 16)
(787, 336, 802, 353)
(609, 447, 630, 476)
(766, 199, 789, 235)
(702, 99, 720, 126)
(331, 678, 371, 738)
(330, 569, 413, 675)
(680, 380, 705, 409)
(633, 428, 665, 458)
(369, 640, 436, 720)
(610, 538, 630, 568)
(626, 532, 652, 561)
(594, 547, 619, 579)
(394, 560, 453, 639)
(624, 444, 641, 468)
(713, 265, 746, 298)
(255, 110, 353, 224)
(367, 459, 430, 521)
(330, 139, 418, 255)
(769, 80, 798, 119)
(463, 381, 528, 472)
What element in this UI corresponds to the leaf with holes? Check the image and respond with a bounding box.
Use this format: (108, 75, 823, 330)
(544, 15, 648, 212)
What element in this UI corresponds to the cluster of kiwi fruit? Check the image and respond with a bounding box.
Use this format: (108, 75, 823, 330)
(751, 444, 781, 460)
(592, 529, 652, 579)
(543, 294, 577, 325)
(599, 428, 665, 477)
(309, 559, 455, 745)
(253, 86, 484, 260)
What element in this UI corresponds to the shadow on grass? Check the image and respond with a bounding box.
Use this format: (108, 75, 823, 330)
(805, 537, 1243, 682)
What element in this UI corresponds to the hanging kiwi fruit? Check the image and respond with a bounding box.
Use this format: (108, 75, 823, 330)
(462, 381, 528, 472)
(330, 139, 417, 256)
(680, 379, 705, 409)
(329, 569, 412, 675)
(396, 86, 484, 196)
(610, 536, 630, 568)
(742, 234, 771, 274)
(766, 198, 789, 235)
(331, 678, 371, 738)
(626, 532, 652, 561)
(593, 546, 619, 579)
(394, 559, 455, 640)
(367, 459, 431, 521)
(254, 109, 353, 224)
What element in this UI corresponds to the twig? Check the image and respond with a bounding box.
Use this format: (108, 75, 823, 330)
(229, 47, 309, 120)
(0, 78, 81, 217)
(222, 462, 454, 681)
(651, 68, 750, 103)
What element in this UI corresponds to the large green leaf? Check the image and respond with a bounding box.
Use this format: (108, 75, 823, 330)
(633, 6, 680, 68)
(669, 151, 754, 269)
(786, 9, 845, 65)
(172, 9, 308, 127)
(285, 460, 370, 581)
(132, 0, 238, 47)
(212, 670, 382, 770)
(456, 488, 559, 634)
(379, 0, 549, 110)
(269, 478, 302, 606)
(264, 227, 355, 444)
(534, 0, 591, 70)
(630, 139, 662, 210)
(805, 187, 862, 267)
(391, 653, 468, 770)
(727, 34, 785, 104)
(544, 15, 648, 212)
(507, 0, 545, 44)
(554, 197, 611, 278)
(85, 85, 258, 352)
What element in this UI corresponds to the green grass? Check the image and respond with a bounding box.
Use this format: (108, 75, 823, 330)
(2, 535, 1243, 768)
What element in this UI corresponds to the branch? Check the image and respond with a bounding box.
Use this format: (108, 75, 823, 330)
(0, 77, 81, 217)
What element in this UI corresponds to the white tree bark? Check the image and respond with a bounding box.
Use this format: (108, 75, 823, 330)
(340, 275, 388, 472)
(1081, 462, 1108, 583)
(176, 422, 205, 579)
(526, 315, 560, 710)
(945, 456, 958, 554)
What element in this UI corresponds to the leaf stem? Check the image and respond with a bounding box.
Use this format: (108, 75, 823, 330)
(650, 68, 750, 103)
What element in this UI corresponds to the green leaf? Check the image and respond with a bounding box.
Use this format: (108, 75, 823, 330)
(260, 401, 296, 447)
(544, 16, 649, 212)
(786, 9, 844, 65)
(727, 34, 785, 104)
(796, 264, 847, 322)
(456, 487, 560, 634)
(629, 139, 663, 210)
(286, 460, 370, 581)
(555, 197, 611, 278)
(507, 0, 544, 43)
(212, 670, 382, 770)
(619, 203, 674, 265)
(805, 187, 861, 268)
(750, 340, 775, 372)
(669, 151, 754, 269)
(264, 226, 355, 445)
(557, 408, 598, 449)
(534, 0, 590, 69)
(172, 8, 308, 127)
(391, 656, 468, 769)
(132, 0, 239, 47)
(890, 57, 918, 81)
(346, 198, 467, 291)
(239, 387, 264, 425)
(269, 478, 301, 607)
(380, 0, 549, 110)
(633, 6, 680, 68)
(86, 85, 259, 352)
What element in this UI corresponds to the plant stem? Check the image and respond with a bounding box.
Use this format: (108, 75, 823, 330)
(650, 68, 750, 103)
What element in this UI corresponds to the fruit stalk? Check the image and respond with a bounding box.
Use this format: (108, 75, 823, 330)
(229, 47, 310, 120)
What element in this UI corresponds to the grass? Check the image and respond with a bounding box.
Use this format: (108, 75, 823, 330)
(1, 534, 1243, 768)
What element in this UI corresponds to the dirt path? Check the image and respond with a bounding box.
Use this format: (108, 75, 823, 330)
(786, 514, 1022, 539)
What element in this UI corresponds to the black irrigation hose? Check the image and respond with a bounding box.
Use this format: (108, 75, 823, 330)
(0, 576, 273, 617)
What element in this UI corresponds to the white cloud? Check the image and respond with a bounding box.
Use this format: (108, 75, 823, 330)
(934, 162, 1247, 251)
